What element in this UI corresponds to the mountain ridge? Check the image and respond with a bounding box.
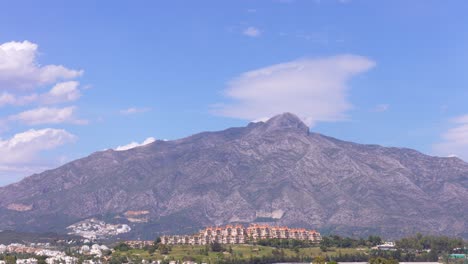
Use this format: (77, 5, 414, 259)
(0, 113, 467, 239)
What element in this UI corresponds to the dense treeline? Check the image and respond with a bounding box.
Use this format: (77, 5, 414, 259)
(255, 238, 316, 248)
(255, 235, 383, 249)
(218, 254, 404, 264)
(395, 233, 465, 253)
(322, 233, 466, 262)
(320, 235, 383, 249)
(217, 254, 313, 264)
(370, 249, 438, 262)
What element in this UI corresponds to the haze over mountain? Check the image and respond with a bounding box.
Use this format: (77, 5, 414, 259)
(0, 113, 466, 240)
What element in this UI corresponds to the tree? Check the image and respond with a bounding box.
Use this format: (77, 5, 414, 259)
(368, 236, 383, 247)
(4, 255, 16, 264)
(110, 255, 127, 264)
(320, 244, 328, 252)
(159, 244, 172, 254)
(37, 256, 47, 264)
(210, 241, 224, 252)
(293, 246, 300, 254)
(369, 257, 399, 264)
(313, 255, 326, 264)
(148, 245, 156, 254)
(114, 242, 130, 251)
(155, 237, 162, 244)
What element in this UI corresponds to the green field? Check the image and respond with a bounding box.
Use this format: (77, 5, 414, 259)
(112, 245, 367, 263)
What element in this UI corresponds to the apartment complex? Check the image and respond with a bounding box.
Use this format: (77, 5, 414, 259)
(161, 224, 321, 245)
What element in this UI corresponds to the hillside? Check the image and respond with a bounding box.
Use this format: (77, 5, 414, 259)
(0, 113, 467, 239)
(0, 230, 80, 244)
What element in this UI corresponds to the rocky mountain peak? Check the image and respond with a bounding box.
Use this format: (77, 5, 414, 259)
(261, 112, 309, 134)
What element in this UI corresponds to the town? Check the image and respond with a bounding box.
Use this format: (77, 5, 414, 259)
(0, 229, 466, 264)
(0, 241, 109, 264)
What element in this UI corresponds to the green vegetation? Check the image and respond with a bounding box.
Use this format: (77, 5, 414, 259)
(112, 244, 362, 263)
(256, 238, 316, 248)
(396, 233, 464, 254)
(110, 234, 467, 264)
(321, 235, 383, 248)
(211, 241, 225, 252)
(369, 257, 399, 264)
(113, 242, 131, 251)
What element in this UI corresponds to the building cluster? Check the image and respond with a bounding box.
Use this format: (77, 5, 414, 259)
(79, 244, 110, 257)
(0, 259, 33, 264)
(0, 243, 63, 257)
(373, 242, 397, 251)
(161, 224, 321, 245)
(125, 240, 155, 249)
(0, 242, 109, 264)
(67, 218, 131, 240)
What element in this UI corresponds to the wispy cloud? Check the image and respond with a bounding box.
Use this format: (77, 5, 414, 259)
(0, 81, 82, 107)
(0, 128, 76, 165)
(0, 128, 76, 185)
(120, 107, 151, 115)
(41, 81, 81, 104)
(213, 55, 375, 126)
(115, 137, 156, 151)
(434, 114, 468, 161)
(243, 27, 261, 37)
(9, 106, 87, 125)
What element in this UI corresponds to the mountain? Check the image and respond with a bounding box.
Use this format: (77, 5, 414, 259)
(0, 113, 467, 240)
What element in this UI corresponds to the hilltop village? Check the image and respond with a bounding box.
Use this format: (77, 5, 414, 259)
(160, 224, 322, 245)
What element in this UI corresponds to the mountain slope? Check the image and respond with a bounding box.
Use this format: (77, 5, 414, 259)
(0, 113, 467, 239)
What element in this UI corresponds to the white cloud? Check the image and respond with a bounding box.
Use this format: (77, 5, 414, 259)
(372, 104, 390, 112)
(41, 81, 81, 104)
(0, 128, 76, 185)
(120, 107, 151, 115)
(0, 41, 85, 185)
(214, 55, 375, 126)
(452, 114, 468, 124)
(0, 92, 36, 107)
(0, 41, 83, 91)
(0, 128, 76, 164)
(9, 106, 87, 125)
(243, 27, 261, 37)
(115, 137, 156, 151)
(0, 81, 81, 107)
(434, 114, 468, 161)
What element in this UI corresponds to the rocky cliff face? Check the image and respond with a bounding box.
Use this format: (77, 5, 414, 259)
(0, 113, 467, 239)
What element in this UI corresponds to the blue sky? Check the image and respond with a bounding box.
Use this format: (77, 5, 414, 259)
(0, 0, 467, 185)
